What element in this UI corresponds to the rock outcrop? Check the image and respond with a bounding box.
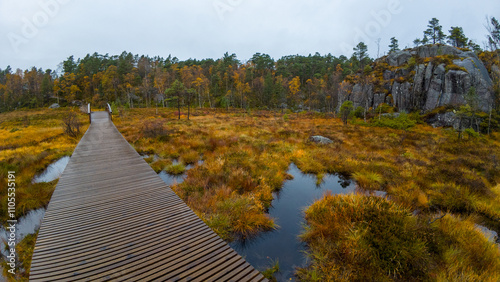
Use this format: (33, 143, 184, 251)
(340, 45, 495, 114)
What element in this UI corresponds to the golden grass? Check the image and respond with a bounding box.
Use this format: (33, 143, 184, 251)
(0, 108, 88, 280)
(298, 193, 500, 281)
(110, 107, 500, 276)
(0, 108, 89, 222)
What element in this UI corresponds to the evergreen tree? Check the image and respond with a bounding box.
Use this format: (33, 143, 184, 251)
(424, 18, 446, 44)
(487, 17, 500, 50)
(448, 26, 468, 48)
(388, 37, 400, 53)
(353, 42, 369, 69)
(422, 35, 430, 45)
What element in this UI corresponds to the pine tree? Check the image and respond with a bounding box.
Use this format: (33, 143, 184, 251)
(353, 42, 369, 69)
(448, 26, 468, 48)
(388, 37, 400, 53)
(487, 17, 500, 50)
(424, 18, 446, 44)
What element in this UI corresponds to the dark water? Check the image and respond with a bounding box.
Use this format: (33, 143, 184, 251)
(475, 224, 500, 246)
(0, 208, 46, 254)
(158, 170, 187, 186)
(31, 156, 70, 183)
(230, 163, 356, 281)
(157, 159, 199, 186)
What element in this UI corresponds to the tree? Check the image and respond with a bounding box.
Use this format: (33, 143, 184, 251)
(353, 42, 368, 63)
(422, 35, 430, 45)
(165, 79, 185, 120)
(486, 16, 500, 50)
(467, 40, 482, 52)
(413, 38, 422, 47)
(288, 76, 301, 109)
(62, 56, 77, 74)
(353, 42, 369, 69)
(388, 37, 400, 53)
(448, 26, 468, 48)
(340, 101, 354, 125)
(424, 18, 446, 44)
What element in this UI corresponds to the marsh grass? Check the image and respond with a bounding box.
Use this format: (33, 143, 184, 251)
(298, 194, 500, 281)
(1, 231, 37, 281)
(0, 108, 88, 223)
(113, 107, 500, 277)
(261, 258, 280, 281)
(165, 163, 186, 175)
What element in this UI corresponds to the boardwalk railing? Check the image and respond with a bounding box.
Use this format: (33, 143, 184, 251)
(29, 111, 266, 281)
(106, 103, 112, 121)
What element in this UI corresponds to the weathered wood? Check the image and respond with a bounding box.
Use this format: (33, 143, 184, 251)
(30, 111, 266, 281)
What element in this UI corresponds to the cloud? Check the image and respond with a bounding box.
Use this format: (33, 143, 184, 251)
(1, 0, 499, 71)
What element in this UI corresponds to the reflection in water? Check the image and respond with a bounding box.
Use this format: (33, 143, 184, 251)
(158, 171, 187, 187)
(157, 160, 199, 187)
(0, 208, 46, 255)
(32, 156, 70, 183)
(476, 224, 500, 246)
(230, 163, 356, 281)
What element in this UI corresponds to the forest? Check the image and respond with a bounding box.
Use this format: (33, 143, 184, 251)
(1, 17, 498, 117)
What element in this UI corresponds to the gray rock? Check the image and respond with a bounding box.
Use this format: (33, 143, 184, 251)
(341, 45, 495, 114)
(416, 45, 462, 58)
(386, 50, 412, 66)
(428, 112, 458, 128)
(392, 82, 412, 111)
(424, 64, 446, 111)
(49, 103, 60, 109)
(373, 93, 386, 108)
(309, 136, 333, 145)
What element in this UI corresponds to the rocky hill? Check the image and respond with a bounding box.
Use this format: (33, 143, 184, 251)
(340, 45, 498, 115)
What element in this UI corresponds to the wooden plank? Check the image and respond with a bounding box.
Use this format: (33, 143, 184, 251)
(30, 111, 267, 281)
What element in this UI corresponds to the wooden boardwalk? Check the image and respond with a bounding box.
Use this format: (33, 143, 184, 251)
(30, 112, 266, 281)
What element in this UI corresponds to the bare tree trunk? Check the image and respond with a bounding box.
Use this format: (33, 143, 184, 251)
(177, 93, 181, 120)
(488, 107, 492, 136)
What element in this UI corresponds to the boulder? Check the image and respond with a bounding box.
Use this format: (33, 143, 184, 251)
(49, 103, 60, 109)
(309, 136, 333, 145)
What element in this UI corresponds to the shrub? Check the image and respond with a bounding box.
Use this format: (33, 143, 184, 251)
(372, 112, 416, 130)
(353, 106, 365, 119)
(142, 119, 169, 139)
(340, 101, 354, 125)
(62, 112, 81, 138)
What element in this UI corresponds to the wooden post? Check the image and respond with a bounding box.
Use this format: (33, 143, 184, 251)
(88, 103, 91, 124)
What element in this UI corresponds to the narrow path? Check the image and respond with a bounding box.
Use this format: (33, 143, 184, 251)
(30, 112, 266, 281)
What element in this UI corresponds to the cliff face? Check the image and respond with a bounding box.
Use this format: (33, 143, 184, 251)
(340, 45, 495, 113)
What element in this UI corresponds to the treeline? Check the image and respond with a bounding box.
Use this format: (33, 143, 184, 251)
(0, 51, 369, 112)
(0, 17, 498, 113)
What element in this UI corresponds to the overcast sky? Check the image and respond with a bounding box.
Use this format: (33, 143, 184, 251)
(1, 0, 499, 71)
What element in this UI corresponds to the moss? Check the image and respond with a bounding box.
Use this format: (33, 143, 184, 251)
(445, 64, 468, 73)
